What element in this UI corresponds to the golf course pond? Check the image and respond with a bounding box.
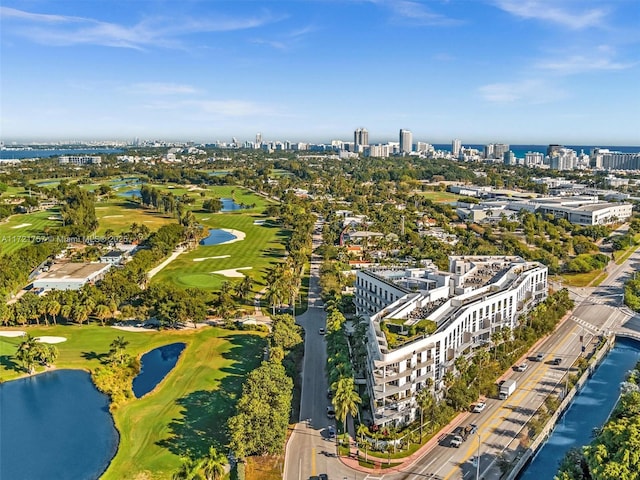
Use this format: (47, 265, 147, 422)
(221, 198, 242, 211)
(132, 342, 186, 398)
(200, 229, 237, 245)
(0, 369, 119, 480)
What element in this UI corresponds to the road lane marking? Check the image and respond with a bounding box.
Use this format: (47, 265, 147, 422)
(443, 324, 583, 479)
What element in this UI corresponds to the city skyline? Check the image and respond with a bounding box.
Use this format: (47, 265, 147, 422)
(1, 1, 639, 144)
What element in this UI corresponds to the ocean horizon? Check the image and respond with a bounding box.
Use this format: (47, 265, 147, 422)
(433, 144, 640, 159)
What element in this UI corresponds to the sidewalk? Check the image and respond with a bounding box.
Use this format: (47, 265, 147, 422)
(339, 411, 471, 474)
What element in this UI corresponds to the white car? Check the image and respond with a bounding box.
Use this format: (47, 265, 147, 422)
(319, 328, 326, 335)
(326, 405, 335, 419)
(473, 401, 486, 413)
(515, 363, 528, 372)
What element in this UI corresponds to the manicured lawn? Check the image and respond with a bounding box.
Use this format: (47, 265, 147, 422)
(152, 212, 288, 292)
(559, 270, 604, 287)
(0, 208, 62, 256)
(418, 191, 462, 203)
(0, 324, 265, 480)
(95, 200, 175, 235)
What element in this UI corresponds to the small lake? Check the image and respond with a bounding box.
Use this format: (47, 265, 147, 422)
(0, 369, 119, 480)
(518, 338, 640, 479)
(200, 229, 237, 246)
(118, 188, 141, 199)
(132, 343, 186, 398)
(221, 198, 243, 211)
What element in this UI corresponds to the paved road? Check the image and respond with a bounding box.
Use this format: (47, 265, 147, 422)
(285, 238, 640, 480)
(285, 225, 350, 480)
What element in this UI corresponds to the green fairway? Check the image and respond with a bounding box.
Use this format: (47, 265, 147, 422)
(0, 208, 62, 256)
(0, 324, 265, 480)
(95, 200, 175, 236)
(152, 212, 288, 292)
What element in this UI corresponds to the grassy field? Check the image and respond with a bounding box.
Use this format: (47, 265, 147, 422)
(153, 212, 288, 292)
(95, 200, 175, 235)
(0, 324, 265, 480)
(559, 270, 605, 287)
(0, 208, 62, 256)
(418, 190, 462, 203)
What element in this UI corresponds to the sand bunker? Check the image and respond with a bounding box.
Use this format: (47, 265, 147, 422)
(35, 336, 67, 344)
(0, 330, 26, 337)
(193, 255, 231, 262)
(211, 267, 252, 278)
(201, 217, 210, 221)
(218, 229, 246, 245)
(102, 215, 124, 218)
(11, 223, 32, 229)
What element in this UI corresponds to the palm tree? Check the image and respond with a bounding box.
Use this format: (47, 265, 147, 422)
(109, 336, 130, 365)
(237, 276, 253, 302)
(356, 423, 370, 462)
(332, 377, 362, 445)
(201, 446, 226, 480)
(15, 334, 38, 373)
(93, 304, 112, 326)
(46, 300, 61, 326)
(172, 457, 203, 480)
(416, 386, 434, 442)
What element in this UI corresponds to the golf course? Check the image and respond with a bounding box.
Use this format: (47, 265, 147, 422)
(0, 324, 266, 479)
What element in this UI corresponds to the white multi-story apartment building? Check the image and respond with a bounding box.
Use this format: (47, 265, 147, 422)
(524, 152, 544, 167)
(58, 155, 101, 165)
(355, 256, 548, 428)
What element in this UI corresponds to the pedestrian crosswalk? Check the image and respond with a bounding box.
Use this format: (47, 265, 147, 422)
(570, 316, 600, 334)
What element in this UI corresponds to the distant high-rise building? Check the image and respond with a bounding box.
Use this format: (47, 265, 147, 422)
(256, 132, 262, 145)
(547, 144, 563, 157)
(494, 143, 509, 159)
(452, 139, 462, 157)
(503, 151, 516, 166)
(399, 129, 413, 154)
(354, 128, 369, 148)
(525, 152, 544, 167)
(484, 144, 494, 159)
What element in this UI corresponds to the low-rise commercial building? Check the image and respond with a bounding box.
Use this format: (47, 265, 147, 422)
(32, 262, 111, 291)
(356, 256, 548, 428)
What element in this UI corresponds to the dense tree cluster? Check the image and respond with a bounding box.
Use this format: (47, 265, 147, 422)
(227, 313, 301, 459)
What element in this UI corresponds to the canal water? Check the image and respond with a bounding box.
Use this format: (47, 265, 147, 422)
(0, 369, 119, 480)
(517, 338, 640, 479)
(132, 342, 186, 398)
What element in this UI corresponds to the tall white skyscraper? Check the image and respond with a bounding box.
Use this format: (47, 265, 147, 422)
(354, 128, 369, 148)
(399, 129, 412, 154)
(452, 139, 462, 157)
(256, 132, 262, 145)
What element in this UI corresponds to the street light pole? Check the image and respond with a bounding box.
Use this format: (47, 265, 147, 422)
(476, 433, 481, 480)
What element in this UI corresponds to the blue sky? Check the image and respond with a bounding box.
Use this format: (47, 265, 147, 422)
(1, 0, 639, 145)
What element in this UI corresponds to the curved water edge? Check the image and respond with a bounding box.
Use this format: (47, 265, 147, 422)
(200, 228, 237, 245)
(517, 338, 640, 479)
(132, 342, 186, 398)
(0, 369, 119, 480)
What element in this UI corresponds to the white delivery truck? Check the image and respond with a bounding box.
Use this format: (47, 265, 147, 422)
(499, 379, 517, 400)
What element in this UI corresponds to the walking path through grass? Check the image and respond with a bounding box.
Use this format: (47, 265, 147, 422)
(147, 247, 186, 279)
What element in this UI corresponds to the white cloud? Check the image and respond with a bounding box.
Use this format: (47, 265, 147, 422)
(126, 83, 200, 95)
(536, 46, 636, 74)
(494, 0, 608, 29)
(386, 0, 463, 26)
(0, 6, 280, 50)
(478, 79, 565, 104)
(251, 24, 317, 51)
